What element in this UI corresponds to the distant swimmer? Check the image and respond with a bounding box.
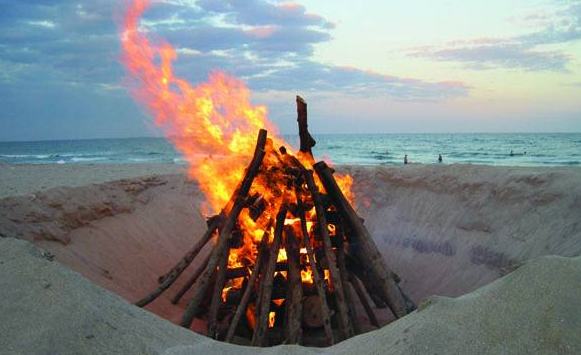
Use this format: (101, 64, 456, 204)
(404, 154, 408, 165)
(510, 150, 514, 157)
(438, 154, 443, 163)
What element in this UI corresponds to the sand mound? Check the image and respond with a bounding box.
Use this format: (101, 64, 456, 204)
(1, 163, 580, 329)
(0, 173, 209, 325)
(1, 237, 579, 355)
(345, 164, 581, 301)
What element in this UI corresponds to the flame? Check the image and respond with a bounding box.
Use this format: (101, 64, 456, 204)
(269, 312, 276, 328)
(247, 304, 256, 330)
(120, 0, 355, 307)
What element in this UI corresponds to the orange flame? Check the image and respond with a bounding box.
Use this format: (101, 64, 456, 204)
(120, 0, 355, 314)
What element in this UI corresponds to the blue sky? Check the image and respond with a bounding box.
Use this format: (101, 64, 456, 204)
(0, 0, 580, 141)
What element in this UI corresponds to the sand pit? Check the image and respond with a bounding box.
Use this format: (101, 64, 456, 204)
(1, 163, 580, 353)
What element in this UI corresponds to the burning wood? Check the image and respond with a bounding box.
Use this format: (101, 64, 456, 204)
(134, 97, 413, 347)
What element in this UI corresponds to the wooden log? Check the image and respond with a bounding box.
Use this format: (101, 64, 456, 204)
(296, 95, 316, 157)
(313, 161, 407, 319)
(305, 169, 354, 340)
(296, 189, 334, 345)
(134, 218, 220, 307)
(336, 223, 361, 335)
(349, 273, 380, 328)
(225, 220, 272, 343)
(344, 253, 387, 309)
(225, 262, 288, 279)
(171, 252, 212, 304)
(181, 129, 268, 329)
(157, 215, 222, 284)
(283, 226, 303, 344)
(252, 204, 287, 347)
(302, 295, 324, 328)
(207, 246, 230, 339)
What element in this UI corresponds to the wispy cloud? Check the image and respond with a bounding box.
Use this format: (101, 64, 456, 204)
(408, 0, 581, 71)
(0, 0, 469, 103)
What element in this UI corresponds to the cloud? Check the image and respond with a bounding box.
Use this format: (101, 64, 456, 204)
(0, 0, 472, 140)
(409, 44, 571, 71)
(247, 63, 470, 100)
(197, 0, 336, 29)
(0, 0, 467, 101)
(409, 0, 581, 71)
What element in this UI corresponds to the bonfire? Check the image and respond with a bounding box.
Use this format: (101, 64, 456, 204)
(121, 0, 413, 347)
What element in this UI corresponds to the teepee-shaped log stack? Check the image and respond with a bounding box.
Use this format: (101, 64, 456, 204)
(135, 96, 415, 347)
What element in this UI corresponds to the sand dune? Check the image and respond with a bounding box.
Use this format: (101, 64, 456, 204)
(1, 237, 579, 355)
(1, 162, 580, 353)
(344, 164, 581, 301)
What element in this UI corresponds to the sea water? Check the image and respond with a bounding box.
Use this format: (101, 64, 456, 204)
(1, 133, 580, 167)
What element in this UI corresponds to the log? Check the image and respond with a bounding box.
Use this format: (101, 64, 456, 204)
(225, 262, 288, 279)
(344, 253, 387, 309)
(305, 169, 354, 340)
(296, 95, 316, 157)
(207, 246, 230, 339)
(181, 129, 268, 329)
(283, 226, 303, 344)
(157, 215, 222, 284)
(313, 161, 407, 319)
(349, 273, 379, 327)
(296, 188, 334, 345)
(225, 220, 272, 343)
(336, 223, 361, 335)
(134, 218, 220, 307)
(171, 251, 212, 304)
(252, 204, 287, 347)
(302, 295, 324, 328)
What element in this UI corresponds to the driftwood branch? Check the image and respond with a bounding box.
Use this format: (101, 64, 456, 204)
(180, 129, 268, 329)
(157, 215, 222, 284)
(296, 190, 334, 345)
(207, 245, 230, 339)
(336, 223, 360, 335)
(134, 218, 220, 308)
(305, 169, 354, 340)
(171, 252, 212, 304)
(296, 95, 316, 158)
(252, 204, 287, 347)
(313, 161, 407, 319)
(349, 273, 380, 327)
(283, 226, 303, 344)
(225, 220, 273, 343)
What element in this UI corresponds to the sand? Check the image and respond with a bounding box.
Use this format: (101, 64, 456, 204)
(0, 163, 185, 198)
(1, 237, 579, 355)
(1, 162, 581, 354)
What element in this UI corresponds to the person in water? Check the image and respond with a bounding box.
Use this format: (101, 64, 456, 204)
(404, 155, 408, 165)
(510, 150, 514, 156)
(438, 154, 443, 163)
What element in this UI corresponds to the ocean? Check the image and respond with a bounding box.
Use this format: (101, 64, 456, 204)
(1, 133, 580, 167)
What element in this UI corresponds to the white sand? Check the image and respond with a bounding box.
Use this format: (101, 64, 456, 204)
(0, 163, 185, 198)
(1, 237, 579, 355)
(1, 162, 580, 353)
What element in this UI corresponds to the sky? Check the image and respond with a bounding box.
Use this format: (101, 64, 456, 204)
(0, 0, 580, 141)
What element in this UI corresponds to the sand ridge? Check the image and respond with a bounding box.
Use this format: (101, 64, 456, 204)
(1, 237, 579, 355)
(1, 162, 580, 353)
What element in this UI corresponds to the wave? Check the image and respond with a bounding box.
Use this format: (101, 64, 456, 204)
(70, 157, 107, 162)
(0, 154, 52, 159)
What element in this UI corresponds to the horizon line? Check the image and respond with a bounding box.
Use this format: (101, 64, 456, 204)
(1, 131, 580, 143)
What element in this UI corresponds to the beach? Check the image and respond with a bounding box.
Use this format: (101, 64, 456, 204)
(1, 162, 580, 354)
